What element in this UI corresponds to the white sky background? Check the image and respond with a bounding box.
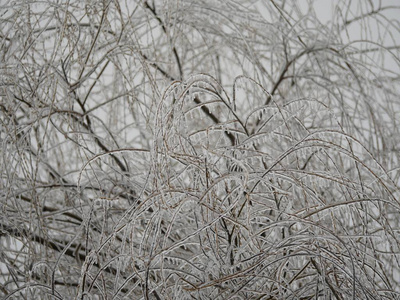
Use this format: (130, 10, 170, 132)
(310, 0, 400, 73)
(256, 0, 400, 73)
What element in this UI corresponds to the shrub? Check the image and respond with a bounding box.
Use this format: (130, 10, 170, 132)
(1, 0, 399, 299)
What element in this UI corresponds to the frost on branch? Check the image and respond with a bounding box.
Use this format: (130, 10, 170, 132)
(147, 74, 400, 298)
(1, 0, 400, 299)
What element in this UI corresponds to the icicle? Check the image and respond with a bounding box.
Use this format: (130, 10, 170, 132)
(173, 87, 179, 100)
(187, 88, 193, 101)
(264, 135, 269, 143)
(308, 147, 313, 158)
(199, 75, 207, 89)
(305, 147, 311, 157)
(302, 148, 307, 159)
